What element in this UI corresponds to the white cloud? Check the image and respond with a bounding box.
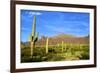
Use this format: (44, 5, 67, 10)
(21, 27, 30, 32)
(28, 12, 42, 16)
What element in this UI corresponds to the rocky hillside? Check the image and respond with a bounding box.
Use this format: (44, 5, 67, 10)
(35, 34, 89, 45)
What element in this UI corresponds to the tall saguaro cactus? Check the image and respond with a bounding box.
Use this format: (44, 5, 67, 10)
(62, 41, 64, 52)
(29, 16, 38, 58)
(46, 38, 49, 54)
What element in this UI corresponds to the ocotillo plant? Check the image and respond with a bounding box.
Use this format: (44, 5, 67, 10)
(29, 16, 38, 58)
(46, 38, 49, 54)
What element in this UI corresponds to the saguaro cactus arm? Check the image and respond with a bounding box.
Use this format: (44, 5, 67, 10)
(34, 32, 39, 42)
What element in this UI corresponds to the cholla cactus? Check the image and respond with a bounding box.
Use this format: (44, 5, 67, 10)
(29, 16, 39, 58)
(46, 38, 49, 54)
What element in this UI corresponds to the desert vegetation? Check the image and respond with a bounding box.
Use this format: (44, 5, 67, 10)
(21, 35, 89, 63)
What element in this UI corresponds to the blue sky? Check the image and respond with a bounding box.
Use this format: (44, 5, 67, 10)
(21, 9, 90, 42)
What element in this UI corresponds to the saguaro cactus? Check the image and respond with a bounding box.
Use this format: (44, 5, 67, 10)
(62, 41, 64, 52)
(46, 38, 49, 54)
(29, 16, 38, 58)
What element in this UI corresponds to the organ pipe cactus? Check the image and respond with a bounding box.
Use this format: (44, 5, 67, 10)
(29, 16, 38, 58)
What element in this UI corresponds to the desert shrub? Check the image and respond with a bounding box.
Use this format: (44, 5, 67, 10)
(46, 53, 65, 61)
(21, 48, 30, 57)
(21, 43, 89, 62)
(80, 51, 89, 59)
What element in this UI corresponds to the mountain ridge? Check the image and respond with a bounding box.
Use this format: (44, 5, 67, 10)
(36, 34, 89, 45)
